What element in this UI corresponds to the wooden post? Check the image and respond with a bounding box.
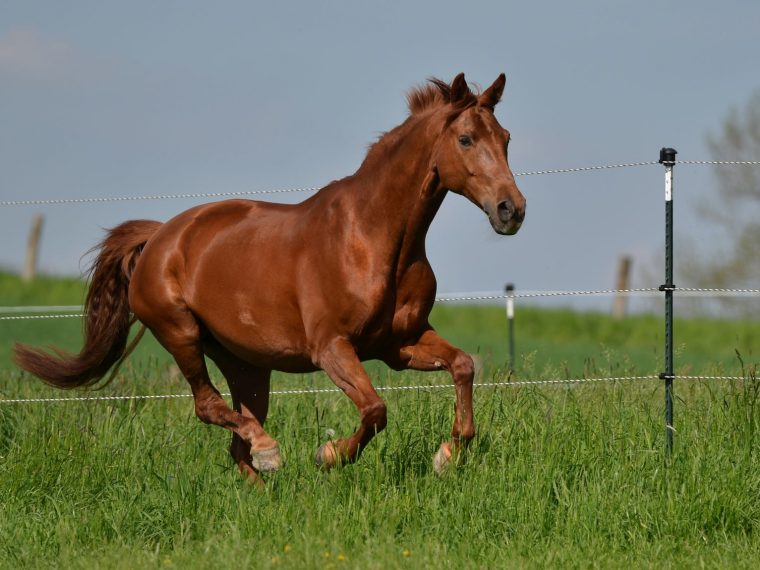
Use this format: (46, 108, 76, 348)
(612, 255, 632, 319)
(22, 214, 44, 283)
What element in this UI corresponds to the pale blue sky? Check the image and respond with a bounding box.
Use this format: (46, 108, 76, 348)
(2, 1, 759, 306)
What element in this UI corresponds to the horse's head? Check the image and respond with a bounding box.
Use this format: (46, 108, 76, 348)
(432, 73, 526, 235)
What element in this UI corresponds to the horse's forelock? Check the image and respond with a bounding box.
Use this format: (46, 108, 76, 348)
(406, 83, 445, 115)
(406, 77, 478, 116)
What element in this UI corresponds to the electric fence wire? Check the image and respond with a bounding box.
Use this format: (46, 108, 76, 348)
(3, 287, 759, 321)
(2, 373, 755, 405)
(2, 159, 758, 208)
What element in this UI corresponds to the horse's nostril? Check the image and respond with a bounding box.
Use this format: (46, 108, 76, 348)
(496, 200, 514, 223)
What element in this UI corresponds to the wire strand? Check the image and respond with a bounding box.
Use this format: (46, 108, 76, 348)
(0, 313, 84, 321)
(676, 160, 760, 166)
(0, 375, 653, 404)
(513, 160, 659, 177)
(0, 160, 664, 208)
(3, 158, 759, 208)
(2, 373, 754, 405)
(0, 187, 319, 207)
(3, 287, 759, 321)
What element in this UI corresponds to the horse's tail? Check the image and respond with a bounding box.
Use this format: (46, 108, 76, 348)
(13, 220, 162, 389)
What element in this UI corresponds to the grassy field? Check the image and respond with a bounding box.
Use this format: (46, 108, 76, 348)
(1, 272, 759, 568)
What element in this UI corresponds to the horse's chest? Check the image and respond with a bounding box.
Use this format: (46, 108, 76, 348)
(367, 269, 436, 343)
(390, 296, 432, 336)
(340, 257, 436, 355)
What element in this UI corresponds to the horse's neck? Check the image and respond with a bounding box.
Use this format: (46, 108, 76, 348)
(349, 116, 447, 267)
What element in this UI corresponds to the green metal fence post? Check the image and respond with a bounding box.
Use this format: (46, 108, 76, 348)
(659, 147, 677, 455)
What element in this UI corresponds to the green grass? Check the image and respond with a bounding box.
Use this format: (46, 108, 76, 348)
(433, 303, 759, 378)
(0, 270, 85, 306)
(1, 371, 759, 568)
(1, 271, 759, 568)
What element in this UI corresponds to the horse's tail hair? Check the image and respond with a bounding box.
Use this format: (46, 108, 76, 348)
(13, 220, 162, 389)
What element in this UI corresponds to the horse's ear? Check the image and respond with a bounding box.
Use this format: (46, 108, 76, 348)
(479, 73, 506, 109)
(449, 73, 471, 105)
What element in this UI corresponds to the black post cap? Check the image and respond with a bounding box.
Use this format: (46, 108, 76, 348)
(505, 283, 514, 293)
(659, 147, 677, 164)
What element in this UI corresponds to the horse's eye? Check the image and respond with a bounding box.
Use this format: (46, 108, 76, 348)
(458, 135, 473, 147)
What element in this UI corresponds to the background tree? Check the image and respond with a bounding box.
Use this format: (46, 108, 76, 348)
(683, 90, 760, 314)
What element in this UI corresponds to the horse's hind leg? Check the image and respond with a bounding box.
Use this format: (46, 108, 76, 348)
(138, 305, 272, 482)
(204, 345, 281, 479)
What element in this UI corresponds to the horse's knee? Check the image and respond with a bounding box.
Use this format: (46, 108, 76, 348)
(362, 400, 387, 433)
(451, 352, 475, 385)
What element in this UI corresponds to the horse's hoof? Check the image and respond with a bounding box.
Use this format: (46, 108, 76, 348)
(315, 440, 339, 470)
(432, 442, 453, 475)
(250, 445, 283, 472)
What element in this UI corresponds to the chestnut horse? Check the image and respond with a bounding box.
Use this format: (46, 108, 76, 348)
(15, 73, 525, 483)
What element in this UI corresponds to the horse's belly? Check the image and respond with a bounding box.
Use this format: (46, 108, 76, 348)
(217, 340, 317, 373)
(201, 310, 317, 372)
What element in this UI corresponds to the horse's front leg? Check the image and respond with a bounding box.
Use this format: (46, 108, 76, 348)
(313, 337, 387, 469)
(389, 329, 475, 474)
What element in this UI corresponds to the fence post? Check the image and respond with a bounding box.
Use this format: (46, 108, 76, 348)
(612, 255, 632, 320)
(659, 147, 677, 455)
(22, 214, 44, 283)
(505, 283, 515, 371)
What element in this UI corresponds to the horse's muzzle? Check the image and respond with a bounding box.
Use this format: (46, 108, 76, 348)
(487, 199, 525, 235)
